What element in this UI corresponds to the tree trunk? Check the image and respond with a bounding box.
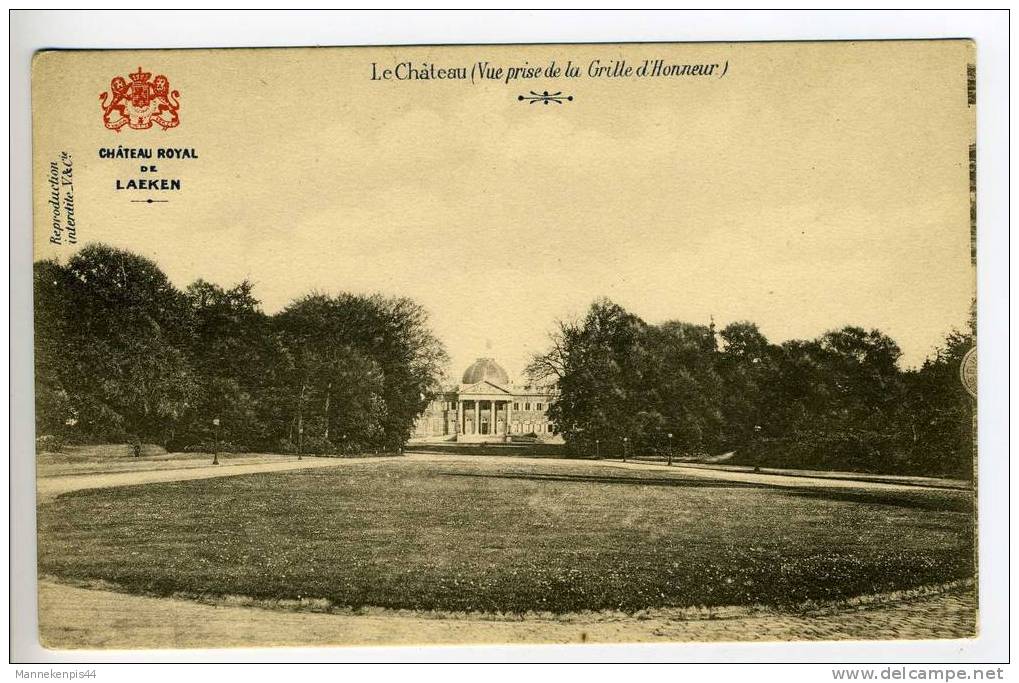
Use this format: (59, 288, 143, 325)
(297, 382, 307, 458)
(323, 382, 331, 440)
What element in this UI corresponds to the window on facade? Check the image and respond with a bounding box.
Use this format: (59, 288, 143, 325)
(536, 402, 543, 410)
(547, 424, 553, 433)
(525, 402, 531, 411)
(513, 402, 519, 410)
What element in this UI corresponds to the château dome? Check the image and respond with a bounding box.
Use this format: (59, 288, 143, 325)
(461, 357, 510, 386)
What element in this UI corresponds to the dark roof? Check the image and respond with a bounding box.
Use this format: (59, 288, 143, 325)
(461, 357, 510, 386)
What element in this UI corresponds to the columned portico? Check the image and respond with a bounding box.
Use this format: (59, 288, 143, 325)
(456, 384, 514, 443)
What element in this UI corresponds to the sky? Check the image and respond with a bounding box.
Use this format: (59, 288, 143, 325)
(34, 41, 975, 379)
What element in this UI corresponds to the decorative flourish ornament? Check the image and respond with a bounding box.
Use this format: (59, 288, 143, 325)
(518, 90, 574, 105)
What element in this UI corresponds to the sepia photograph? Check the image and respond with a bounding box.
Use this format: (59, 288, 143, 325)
(10, 9, 1011, 671)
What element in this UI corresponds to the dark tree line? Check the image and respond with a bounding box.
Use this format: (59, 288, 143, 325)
(34, 243, 448, 454)
(529, 298, 975, 478)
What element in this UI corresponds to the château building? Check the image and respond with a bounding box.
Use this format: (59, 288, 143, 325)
(412, 357, 559, 443)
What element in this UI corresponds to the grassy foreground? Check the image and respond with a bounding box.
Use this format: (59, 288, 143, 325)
(37, 459, 973, 613)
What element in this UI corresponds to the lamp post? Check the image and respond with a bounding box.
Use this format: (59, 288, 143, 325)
(753, 424, 762, 471)
(595, 438, 600, 460)
(667, 432, 673, 466)
(212, 417, 220, 465)
(298, 424, 304, 461)
(622, 436, 629, 462)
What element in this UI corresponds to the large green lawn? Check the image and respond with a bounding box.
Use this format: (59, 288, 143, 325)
(37, 458, 973, 613)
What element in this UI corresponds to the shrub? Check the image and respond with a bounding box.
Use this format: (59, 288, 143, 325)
(182, 440, 247, 454)
(734, 431, 912, 475)
(277, 436, 342, 455)
(36, 434, 65, 454)
(300, 435, 338, 455)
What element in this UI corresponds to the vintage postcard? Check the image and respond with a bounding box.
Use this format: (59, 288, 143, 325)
(31, 40, 977, 649)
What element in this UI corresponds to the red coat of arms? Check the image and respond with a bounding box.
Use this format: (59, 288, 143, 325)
(100, 67, 180, 131)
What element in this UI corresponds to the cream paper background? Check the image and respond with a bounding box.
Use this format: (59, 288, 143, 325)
(14, 10, 1009, 665)
(33, 41, 974, 385)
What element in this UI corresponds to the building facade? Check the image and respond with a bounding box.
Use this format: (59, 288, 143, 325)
(413, 358, 559, 443)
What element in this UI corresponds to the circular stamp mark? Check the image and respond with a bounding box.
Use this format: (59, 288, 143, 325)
(959, 346, 977, 399)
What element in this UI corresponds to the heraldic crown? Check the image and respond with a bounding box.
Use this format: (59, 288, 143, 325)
(128, 66, 152, 83)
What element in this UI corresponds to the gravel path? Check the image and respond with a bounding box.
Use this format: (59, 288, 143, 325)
(36, 455, 393, 503)
(37, 579, 976, 649)
(38, 452, 971, 504)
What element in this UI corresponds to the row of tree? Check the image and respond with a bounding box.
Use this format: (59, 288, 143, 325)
(528, 298, 975, 477)
(35, 243, 448, 454)
(35, 244, 974, 476)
